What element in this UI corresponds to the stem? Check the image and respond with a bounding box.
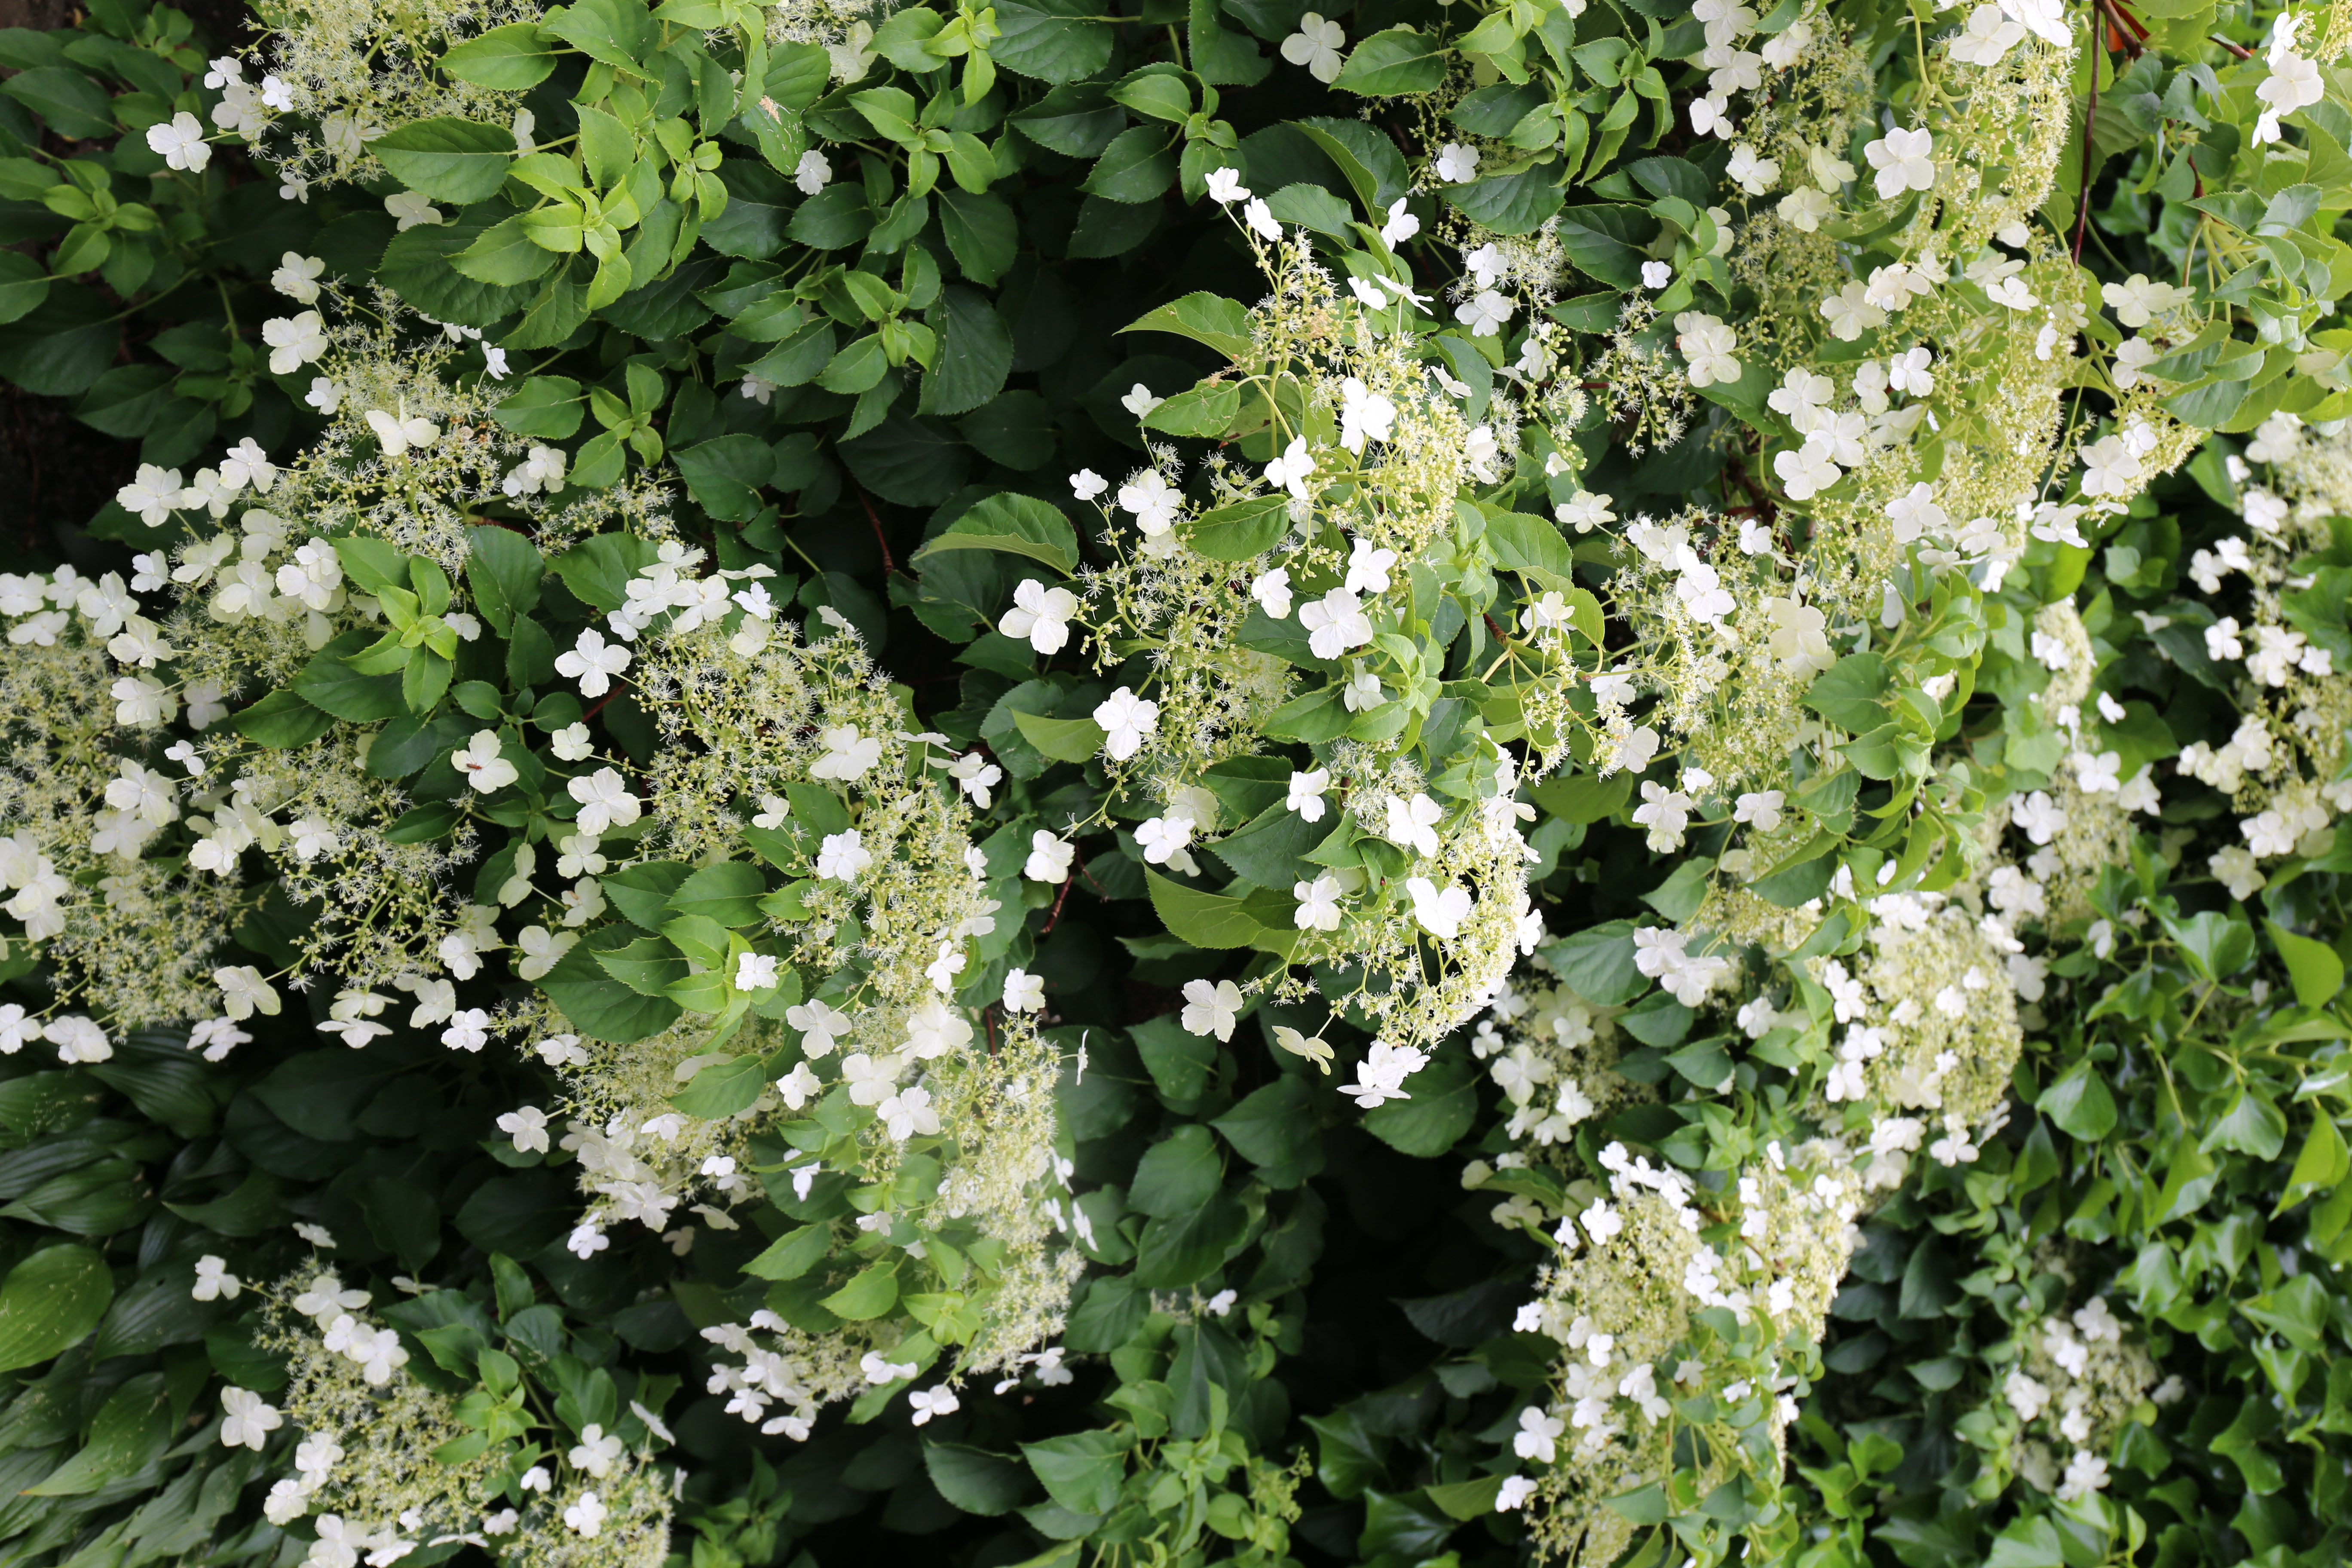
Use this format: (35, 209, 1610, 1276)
(2073, 46, 2102, 264)
(851, 483, 897, 574)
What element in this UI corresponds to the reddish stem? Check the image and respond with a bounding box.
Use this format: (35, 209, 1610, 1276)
(852, 483, 897, 574)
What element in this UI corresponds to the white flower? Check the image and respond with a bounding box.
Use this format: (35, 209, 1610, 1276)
(562, 1493, 607, 1537)
(1093, 686, 1160, 760)
(193, 1255, 241, 1302)
(1863, 126, 1935, 197)
(1640, 260, 1672, 289)
(442, 1008, 491, 1052)
(1299, 587, 1373, 658)
(271, 252, 325, 303)
(449, 731, 515, 794)
(815, 829, 873, 882)
(1242, 196, 1281, 241)
(385, 190, 443, 230)
(1497, 1475, 1538, 1510)
(1071, 469, 1109, 501)
(497, 1105, 551, 1154)
(568, 1425, 624, 1478)
(1513, 1406, 1564, 1464)
(52, 1020, 110, 1067)
(1777, 187, 1834, 231)
(1725, 143, 1779, 194)
(220, 1388, 282, 1450)
(1136, 814, 1194, 865)
(1338, 1041, 1427, 1108)
(1280, 12, 1346, 80)
(999, 578, 1078, 654)
(793, 148, 831, 195)
(879, 1085, 940, 1139)
(735, 952, 780, 993)
(1632, 781, 1693, 851)
(1119, 382, 1163, 419)
(147, 112, 211, 171)
(1457, 289, 1515, 337)
(786, 999, 851, 1055)
(1406, 876, 1472, 940)
(1004, 968, 1046, 1012)
(1949, 3, 2027, 65)
(1734, 790, 1785, 831)
(1674, 312, 1740, 387)
(1338, 377, 1397, 452)
(1265, 436, 1315, 498)
(306, 377, 343, 414)
(1887, 344, 1935, 397)
(1180, 978, 1243, 1040)
(1205, 166, 1249, 204)
(1555, 490, 1614, 532)
(551, 723, 594, 763)
(363, 405, 439, 457)
(2101, 273, 2193, 328)
(1435, 142, 1481, 183)
(555, 628, 632, 697)
(1379, 198, 1419, 247)
(116, 465, 184, 526)
(2110, 335, 2161, 390)
(1385, 792, 1443, 857)
(1024, 830, 1075, 883)
(909, 1386, 961, 1425)
(1773, 436, 1842, 499)
(262, 312, 328, 375)
(810, 724, 885, 780)
(1250, 566, 1294, 619)
(569, 768, 641, 833)
(1116, 470, 1182, 534)
(1294, 874, 1345, 931)
(214, 965, 281, 1022)
(1819, 282, 1886, 341)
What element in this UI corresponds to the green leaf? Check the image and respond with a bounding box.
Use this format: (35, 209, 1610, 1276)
(2203, 1091, 2288, 1161)
(541, 0, 657, 73)
(0, 67, 114, 139)
(913, 491, 1081, 575)
(550, 532, 659, 612)
(2278, 1112, 2350, 1215)
(452, 215, 561, 286)
(1210, 1077, 1319, 1186)
(1332, 27, 1446, 95)
(674, 433, 776, 522)
(0, 252, 49, 328)
(1540, 919, 1645, 1006)
(24, 1374, 169, 1496)
(1185, 493, 1290, 560)
(1553, 203, 1662, 291)
(2266, 920, 2344, 1009)
(1022, 1430, 1130, 1516)
(2037, 1062, 2116, 1142)
(919, 286, 1015, 416)
(0, 1245, 112, 1372)
(668, 1055, 767, 1118)
(539, 927, 684, 1042)
(1209, 802, 1326, 889)
(232, 688, 337, 749)
(1145, 870, 1267, 949)
(491, 376, 584, 438)
(820, 1260, 901, 1320)
(1133, 1188, 1252, 1287)
(1010, 708, 1106, 763)
(592, 934, 689, 996)
(371, 118, 515, 204)
(294, 652, 407, 723)
(926, 1442, 1039, 1516)
(1363, 1050, 1476, 1156)
(670, 862, 768, 927)
(1803, 652, 1891, 732)
(1120, 291, 1255, 361)
(1425, 1475, 1506, 1520)
(2164, 910, 2256, 982)
(1130, 1125, 1225, 1217)
(743, 1223, 834, 1281)
(440, 21, 559, 88)
(466, 524, 544, 635)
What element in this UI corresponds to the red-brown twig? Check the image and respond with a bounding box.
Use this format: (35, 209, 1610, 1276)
(851, 482, 896, 574)
(2073, 48, 2103, 263)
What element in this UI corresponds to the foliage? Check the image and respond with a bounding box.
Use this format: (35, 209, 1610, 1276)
(4, 1, 2352, 1568)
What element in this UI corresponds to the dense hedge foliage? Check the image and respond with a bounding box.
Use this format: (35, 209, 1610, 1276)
(6, 2, 2352, 1568)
